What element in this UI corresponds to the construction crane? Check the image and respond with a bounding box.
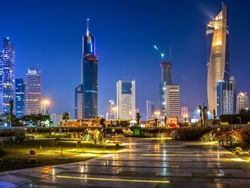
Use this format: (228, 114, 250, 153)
(153, 45, 172, 62)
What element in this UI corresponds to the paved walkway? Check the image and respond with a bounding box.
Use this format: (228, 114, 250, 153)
(1, 137, 250, 187)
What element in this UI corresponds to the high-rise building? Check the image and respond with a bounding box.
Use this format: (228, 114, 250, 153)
(15, 78, 25, 117)
(75, 84, 83, 119)
(146, 100, 156, 120)
(106, 100, 116, 120)
(0, 37, 15, 114)
(207, 3, 229, 115)
(165, 85, 180, 118)
(180, 106, 189, 122)
(75, 18, 98, 119)
(117, 80, 136, 120)
(236, 92, 249, 113)
(25, 68, 41, 115)
(217, 76, 236, 116)
(160, 60, 172, 115)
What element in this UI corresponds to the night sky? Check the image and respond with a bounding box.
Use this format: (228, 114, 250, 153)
(0, 0, 249, 119)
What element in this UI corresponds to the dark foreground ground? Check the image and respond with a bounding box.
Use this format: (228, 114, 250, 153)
(1, 137, 250, 188)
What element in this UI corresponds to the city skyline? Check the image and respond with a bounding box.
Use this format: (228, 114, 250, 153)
(1, 0, 250, 118)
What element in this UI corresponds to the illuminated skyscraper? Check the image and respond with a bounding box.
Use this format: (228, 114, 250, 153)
(146, 100, 155, 120)
(216, 76, 236, 116)
(160, 60, 172, 115)
(117, 80, 136, 120)
(236, 92, 249, 113)
(15, 78, 25, 117)
(75, 18, 98, 119)
(25, 68, 41, 115)
(207, 3, 229, 114)
(0, 37, 15, 114)
(106, 100, 116, 120)
(165, 85, 180, 118)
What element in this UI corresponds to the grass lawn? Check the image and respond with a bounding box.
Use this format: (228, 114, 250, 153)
(0, 139, 124, 172)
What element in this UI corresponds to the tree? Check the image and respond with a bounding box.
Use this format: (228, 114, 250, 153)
(62, 112, 70, 126)
(100, 118, 106, 138)
(136, 112, 141, 126)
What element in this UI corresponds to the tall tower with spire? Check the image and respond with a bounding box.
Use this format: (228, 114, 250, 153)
(207, 3, 229, 115)
(75, 19, 98, 119)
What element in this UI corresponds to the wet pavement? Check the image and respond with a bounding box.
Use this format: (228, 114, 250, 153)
(1, 137, 250, 187)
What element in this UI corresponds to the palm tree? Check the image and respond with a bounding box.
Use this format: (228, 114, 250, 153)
(62, 112, 69, 126)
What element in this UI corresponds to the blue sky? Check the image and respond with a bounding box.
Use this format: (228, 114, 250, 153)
(0, 0, 249, 118)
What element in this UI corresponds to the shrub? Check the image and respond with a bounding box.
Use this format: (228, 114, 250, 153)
(0, 147, 5, 158)
(173, 127, 212, 141)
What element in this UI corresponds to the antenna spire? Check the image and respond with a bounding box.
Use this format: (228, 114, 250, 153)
(86, 18, 90, 35)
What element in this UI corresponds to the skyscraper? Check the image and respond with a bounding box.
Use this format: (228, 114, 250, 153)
(75, 18, 98, 119)
(75, 84, 84, 119)
(160, 60, 172, 115)
(236, 92, 249, 113)
(0, 37, 15, 114)
(207, 3, 229, 114)
(146, 100, 155, 120)
(25, 68, 41, 115)
(15, 78, 25, 117)
(106, 100, 116, 120)
(165, 85, 180, 118)
(117, 80, 136, 120)
(180, 106, 189, 122)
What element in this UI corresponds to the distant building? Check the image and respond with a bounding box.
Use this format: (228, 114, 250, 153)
(180, 106, 189, 122)
(15, 78, 25, 117)
(160, 60, 172, 115)
(217, 76, 236, 116)
(236, 92, 249, 113)
(50, 113, 63, 126)
(0, 37, 15, 114)
(25, 68, 41, 115)
(146, 100, 155, 120)
(207, 3, 229, 115)
(117, 80, 136, 120)
(165, 85, 180, 118)
(106, 100, 116, 120)
(75, 84, 84, 119)
(75, 19, 98, 119)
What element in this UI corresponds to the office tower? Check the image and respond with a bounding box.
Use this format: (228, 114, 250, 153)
(207, 3, 229, 114)
(75, 84, 84, 119)
(165, 85, 180, 118)
(25, 68, 41, 115)
(160, 60, 172, 115)
(217, 76, 236, 116)
(75, 18, 98, 119)
(180, 106, 189, 122)
(15, 78, 25, 117)
(117, 80, 136, 120)
(236, 92, 249, 113)
(106, 100, 116, 120)
(0, 37, 15, 114)
(146, 100, 155, 120)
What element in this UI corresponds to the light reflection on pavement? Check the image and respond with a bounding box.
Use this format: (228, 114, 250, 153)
(0, 137, 250, 188)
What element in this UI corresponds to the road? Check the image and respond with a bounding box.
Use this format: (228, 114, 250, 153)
(1, 137, 250, 187)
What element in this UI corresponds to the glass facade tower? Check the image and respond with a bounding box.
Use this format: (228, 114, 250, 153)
(207, 3, 229, 114)
(25, 68, 41, 115)
(75, 19, 98, 119)
(0, 37, 15, 114)
(15, 78, 25, 117)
